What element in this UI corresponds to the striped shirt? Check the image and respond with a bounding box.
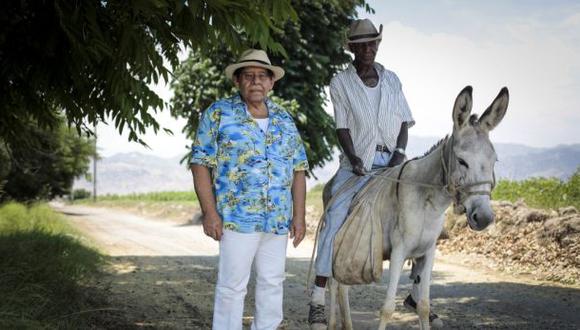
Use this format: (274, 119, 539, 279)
(330, 63, 415, 170)
(363, 84, 382, 144)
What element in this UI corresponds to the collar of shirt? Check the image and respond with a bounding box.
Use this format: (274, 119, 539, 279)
(346, 62, 386, 84)
(229, 93, 284, 134)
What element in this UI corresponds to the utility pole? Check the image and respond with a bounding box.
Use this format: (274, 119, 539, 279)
(93, 124, 97, 202)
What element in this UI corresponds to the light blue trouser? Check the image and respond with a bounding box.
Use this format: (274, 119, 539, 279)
(315, 151, 392, 277)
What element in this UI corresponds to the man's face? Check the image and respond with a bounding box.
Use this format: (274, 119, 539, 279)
(350, 40, 379, 65)
(234, 67, 275, 104)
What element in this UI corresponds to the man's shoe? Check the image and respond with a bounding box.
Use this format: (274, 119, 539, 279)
(308, 303, 327, 329)
(403, 294, 443, 328)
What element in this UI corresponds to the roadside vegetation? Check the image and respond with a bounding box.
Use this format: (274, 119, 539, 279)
(97, 191, 198, 202)
(307, 184, 324, 210)
(75, 191, 199, 223)
(492, 169, 580, 210)
(69, 169, 580, 257)
(0, 202, 109, 329)
(75, 169, 580, 212)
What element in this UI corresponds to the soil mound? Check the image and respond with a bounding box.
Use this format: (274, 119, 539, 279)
(439, 201, 580, 285)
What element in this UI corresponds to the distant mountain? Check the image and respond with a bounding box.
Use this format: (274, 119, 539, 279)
(309, 137, 579, 188)
(75, 139, 580, 195)
(406, 137, 580, 180)
(74, 152, 192, 195)
(495, 144, 580, 180)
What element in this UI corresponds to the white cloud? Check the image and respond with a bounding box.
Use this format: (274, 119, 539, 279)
(562, 12, 580, 27)
(371, 19, 580, 147)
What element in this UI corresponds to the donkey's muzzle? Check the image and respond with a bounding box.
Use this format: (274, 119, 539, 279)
(467, 206, 494, 231)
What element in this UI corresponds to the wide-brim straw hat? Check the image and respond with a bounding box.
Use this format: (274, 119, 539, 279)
(225, 49, 285, 82)
(345, 18, 383, 51)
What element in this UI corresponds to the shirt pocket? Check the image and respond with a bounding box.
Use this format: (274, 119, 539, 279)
(269, 137, 294, 186)
(269, 155, 293, 188)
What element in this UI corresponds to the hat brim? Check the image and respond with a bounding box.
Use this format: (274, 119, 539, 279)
(225, 61, 285, 82)
(345, 33, 382, 52)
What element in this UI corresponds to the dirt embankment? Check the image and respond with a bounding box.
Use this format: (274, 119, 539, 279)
(440, 200, 580, 285)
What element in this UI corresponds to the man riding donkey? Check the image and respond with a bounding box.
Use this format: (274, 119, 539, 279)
(308, 19, 443, 328)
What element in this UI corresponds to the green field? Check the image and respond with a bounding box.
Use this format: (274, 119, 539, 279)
(492, 170, 579, 210)
(75, 170, 579, 214)
(0, 202, 107, 329)
(97, 190, 198, 202)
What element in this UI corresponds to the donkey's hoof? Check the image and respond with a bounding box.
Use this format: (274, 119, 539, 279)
(431, 317, 443, 328)
(403, 295, 444, 328)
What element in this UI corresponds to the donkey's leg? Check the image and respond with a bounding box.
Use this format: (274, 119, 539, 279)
(416, 245, 436, 330)
(378, 247, 406, 330)
(338, 284, 353, 330)
(329, 278, 338, 330)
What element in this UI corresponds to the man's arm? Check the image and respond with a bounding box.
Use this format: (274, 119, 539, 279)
(191, 164, 223, 241)
(290, 170, 306, 247)
(336, 128, 365, 176)
(330, 77, 364, 176)
(388, 122, 409, 167)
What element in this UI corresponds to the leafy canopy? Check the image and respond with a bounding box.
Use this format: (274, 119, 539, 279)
(171, 0, 372, 170)
(0, 0, 296, 147)
(0, 118, 95, 202)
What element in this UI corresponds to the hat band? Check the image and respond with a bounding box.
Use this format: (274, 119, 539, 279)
(238, 59, 271, 66)
(348, 32, 380, 41)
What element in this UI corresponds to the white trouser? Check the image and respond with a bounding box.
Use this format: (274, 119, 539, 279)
(213, 229, 288, 330)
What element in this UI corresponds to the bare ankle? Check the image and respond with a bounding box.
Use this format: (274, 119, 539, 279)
(314, 276, 328, 288)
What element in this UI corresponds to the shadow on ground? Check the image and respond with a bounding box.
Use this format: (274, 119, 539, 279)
(93, 255, 580, 329)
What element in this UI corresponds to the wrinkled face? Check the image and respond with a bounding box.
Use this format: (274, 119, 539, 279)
(350, 40, 379, 66)
(234, 66, 274, 104)
(451, 127, 497, 231)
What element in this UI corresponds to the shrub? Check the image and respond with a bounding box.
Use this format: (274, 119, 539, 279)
(72, 188, 92, 200)
(492, 168, 580, 210)
(0, 202, 106, 328)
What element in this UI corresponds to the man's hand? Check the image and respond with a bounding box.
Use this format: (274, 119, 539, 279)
(202, 212, 223, 241)
(290, 216, 306, 247)
(350, 156, 366, 176)
(387, 151, 406, 167)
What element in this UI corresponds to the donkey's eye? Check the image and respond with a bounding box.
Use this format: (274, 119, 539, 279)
(457, 158, 469, 168)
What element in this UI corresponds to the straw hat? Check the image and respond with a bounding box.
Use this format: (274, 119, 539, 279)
(345, 19, 383, 51)
(225, 49, 285, 82)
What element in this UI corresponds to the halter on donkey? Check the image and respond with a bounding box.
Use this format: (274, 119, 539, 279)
(312, 86, 509, 330)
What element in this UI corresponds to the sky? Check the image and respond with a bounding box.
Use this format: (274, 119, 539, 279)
(97, 0, 580, 159)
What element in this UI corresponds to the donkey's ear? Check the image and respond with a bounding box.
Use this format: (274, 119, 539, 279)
(452, 86, 473, 131)
(480, 87, 509, 132)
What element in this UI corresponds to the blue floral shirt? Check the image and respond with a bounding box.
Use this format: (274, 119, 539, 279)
(191, 94, 309, 235)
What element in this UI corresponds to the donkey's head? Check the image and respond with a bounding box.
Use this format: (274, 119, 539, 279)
(447, 86, 509, 231)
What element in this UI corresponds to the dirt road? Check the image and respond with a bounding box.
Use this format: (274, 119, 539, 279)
(56, 204, 580, 329)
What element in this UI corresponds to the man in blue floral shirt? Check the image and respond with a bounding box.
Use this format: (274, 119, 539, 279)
(190, 49, 309, 330)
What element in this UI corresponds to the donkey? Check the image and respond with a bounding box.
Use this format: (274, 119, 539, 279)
(325, 86, 509, 330)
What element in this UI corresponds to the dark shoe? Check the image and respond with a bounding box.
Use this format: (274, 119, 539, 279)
(403, 294, 443, 328)
(308, 303, 327, 327)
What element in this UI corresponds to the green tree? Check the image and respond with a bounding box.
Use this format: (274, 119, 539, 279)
(170, 0, 371, 170)
(0, 0, 296, 148)
(0, 118, 95, 202)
